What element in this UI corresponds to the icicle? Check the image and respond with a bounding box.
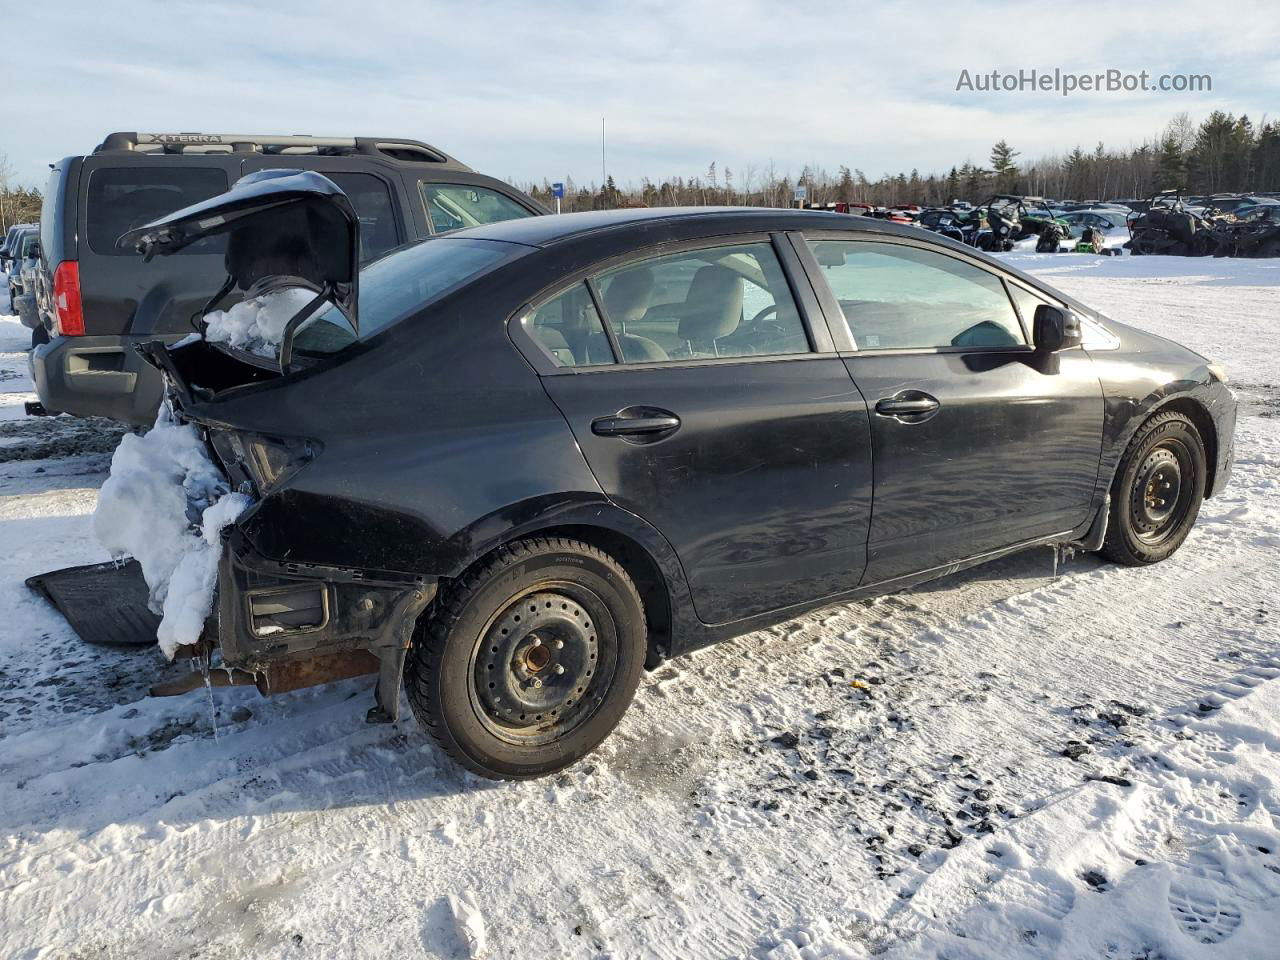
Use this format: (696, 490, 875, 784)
(1052, 543, 1060, 578)
(198, 649, 220, 741)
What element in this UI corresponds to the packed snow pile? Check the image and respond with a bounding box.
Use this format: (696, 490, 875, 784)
(93, 406, 250, 657)
(202, 286, 316, 359)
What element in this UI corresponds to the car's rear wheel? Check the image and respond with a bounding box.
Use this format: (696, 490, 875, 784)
(1101, 411, 1207, 565)
(405, 537, 646, 780)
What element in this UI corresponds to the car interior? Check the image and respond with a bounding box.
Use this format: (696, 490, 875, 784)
(527, 243, 811, 367)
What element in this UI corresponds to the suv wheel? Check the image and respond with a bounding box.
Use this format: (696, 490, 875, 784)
(406, 537, 647, 780)
(1101, 411, 1207, 565)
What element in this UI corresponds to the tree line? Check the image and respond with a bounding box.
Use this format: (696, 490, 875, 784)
(523, 110, 1280, 212)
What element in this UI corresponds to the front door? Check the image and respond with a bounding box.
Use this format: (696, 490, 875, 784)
(801, 236, 1104, 584)
(531, 237, 874, 625)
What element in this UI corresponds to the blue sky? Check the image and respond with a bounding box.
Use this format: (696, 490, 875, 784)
(4, 0, 1277, 190)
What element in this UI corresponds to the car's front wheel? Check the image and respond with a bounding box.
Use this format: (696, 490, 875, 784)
(405, 537, 647, 780)
(1101, 411, 1207, 565)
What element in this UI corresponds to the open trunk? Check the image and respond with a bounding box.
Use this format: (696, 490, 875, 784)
(106, 170, 434, 718)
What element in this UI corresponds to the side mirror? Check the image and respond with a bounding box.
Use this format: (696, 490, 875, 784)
(1033, 304, 1083, 352)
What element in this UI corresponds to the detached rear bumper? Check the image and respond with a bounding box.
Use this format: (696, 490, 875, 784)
(216, 528, 436, 715)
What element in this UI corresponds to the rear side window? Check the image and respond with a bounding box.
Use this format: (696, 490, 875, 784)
(592, 241, 810, 362)
(522, 283, 615, 367)
(324, 172, 401, 263)
(86, 167, 228, 256)
(807, 239, 1024, 350)
(421, 182, 532, 233)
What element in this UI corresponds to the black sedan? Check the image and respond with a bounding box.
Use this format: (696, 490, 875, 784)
(124, 172, 1236, 780)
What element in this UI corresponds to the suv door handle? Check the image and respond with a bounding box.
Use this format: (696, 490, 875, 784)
(875, 392, 941, 421)
(591, 408, 681, 440)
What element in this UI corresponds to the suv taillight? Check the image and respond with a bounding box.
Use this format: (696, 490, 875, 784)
(53, 261, 84, 336)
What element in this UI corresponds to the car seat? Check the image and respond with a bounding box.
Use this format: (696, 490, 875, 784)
(676, 265, 743, 357)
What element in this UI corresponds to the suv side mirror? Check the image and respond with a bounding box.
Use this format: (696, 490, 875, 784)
(1033, 304, 1083, 352)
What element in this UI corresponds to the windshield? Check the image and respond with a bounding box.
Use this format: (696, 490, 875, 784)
(291, 237, 529, 357)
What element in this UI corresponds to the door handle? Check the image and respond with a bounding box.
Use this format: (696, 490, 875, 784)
(875, 392, 941, 421)
(592, 415, 681, 437)
(591, 411, 681, 438)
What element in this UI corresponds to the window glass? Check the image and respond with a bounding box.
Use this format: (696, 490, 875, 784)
(593, 241, 809, 362)
(86, 167, 228, 256)
(1008, 283, 1051, 329)
(421, 182, 533, 233)
(325, 172, 401, 263)
(522, 283, 615, 367)
(291, 238, 528, 358)
(806, 239, 1024, 350)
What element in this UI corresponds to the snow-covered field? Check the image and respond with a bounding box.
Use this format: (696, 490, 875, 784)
(1, 256, 1278, 959)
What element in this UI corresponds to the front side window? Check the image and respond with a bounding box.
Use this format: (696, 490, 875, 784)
(421, 182, 533, 234)
(325, 172, 402, 263)
(522, 283, 615, 368)
(86, 166, 229, 256)
(592, 241, 810, 363)
(806, 239, 1024, 350)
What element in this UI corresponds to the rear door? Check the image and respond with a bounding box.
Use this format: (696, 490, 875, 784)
(526, 235, 874, 626)
(240, 156, 409, 263)
(799, 234, 1104, 584)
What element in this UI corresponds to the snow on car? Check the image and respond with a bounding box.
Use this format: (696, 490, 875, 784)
(0, 251, 1277, 958)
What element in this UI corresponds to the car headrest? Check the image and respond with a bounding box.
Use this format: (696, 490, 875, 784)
(812, 243, 847, 267)
(678, 265, 743, 342)
(603, 267, 654, 327)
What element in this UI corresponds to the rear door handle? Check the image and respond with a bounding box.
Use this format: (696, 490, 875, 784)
(875, 392, 941, 421)
(591, 407, 681, 440)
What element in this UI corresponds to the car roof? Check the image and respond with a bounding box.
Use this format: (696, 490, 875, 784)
(449, 206, 927, 248)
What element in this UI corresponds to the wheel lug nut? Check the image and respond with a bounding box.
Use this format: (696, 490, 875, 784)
(530, 636, 542, 647)
(553, 639, 564, 650)
(554, 665, 565, 675)
(532, 678, 543, 689)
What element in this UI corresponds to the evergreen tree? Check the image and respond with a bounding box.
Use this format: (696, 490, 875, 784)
(990, 140, 1019, 190)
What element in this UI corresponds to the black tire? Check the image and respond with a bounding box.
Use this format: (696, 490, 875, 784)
(31, 325, 49, 348)
(405, 537, 647, 780)
(1101, 411, 1207, 566)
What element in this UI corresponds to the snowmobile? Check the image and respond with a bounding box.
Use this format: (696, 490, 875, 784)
(1128, 191, 1216, 257)
(1210, 204, 1280, 258)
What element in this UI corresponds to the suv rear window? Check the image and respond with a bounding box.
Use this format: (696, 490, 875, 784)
(86, 167, 228, 256)
(421, 182, 533, 233)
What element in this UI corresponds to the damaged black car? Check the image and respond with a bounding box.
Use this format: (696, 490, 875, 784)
(99, 170, 1236, 780)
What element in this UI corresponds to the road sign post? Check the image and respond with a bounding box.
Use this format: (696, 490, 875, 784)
(793, 185, 807, 209)
(552, 182, 565, 214)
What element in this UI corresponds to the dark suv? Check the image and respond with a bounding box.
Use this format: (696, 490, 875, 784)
(30, 132, 545, 423)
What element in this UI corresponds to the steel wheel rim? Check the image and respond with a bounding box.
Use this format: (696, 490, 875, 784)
(468, 582, 618, 746)
(1130, 438, 1194, 544)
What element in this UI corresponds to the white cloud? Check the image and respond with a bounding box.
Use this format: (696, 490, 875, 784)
(4, 0, 1277, 188)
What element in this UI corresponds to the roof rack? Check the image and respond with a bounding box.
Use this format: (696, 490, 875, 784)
(93, 132, 470, 169)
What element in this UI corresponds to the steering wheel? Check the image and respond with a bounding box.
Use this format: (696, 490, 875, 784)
(748, 304, 778, 326)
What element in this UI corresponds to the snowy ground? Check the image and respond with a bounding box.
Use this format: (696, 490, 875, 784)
(1, 257, 1278, 959)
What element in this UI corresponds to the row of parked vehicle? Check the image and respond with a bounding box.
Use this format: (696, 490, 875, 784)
(802, 191, 1280, 258)
(2, 131, 548, 424)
